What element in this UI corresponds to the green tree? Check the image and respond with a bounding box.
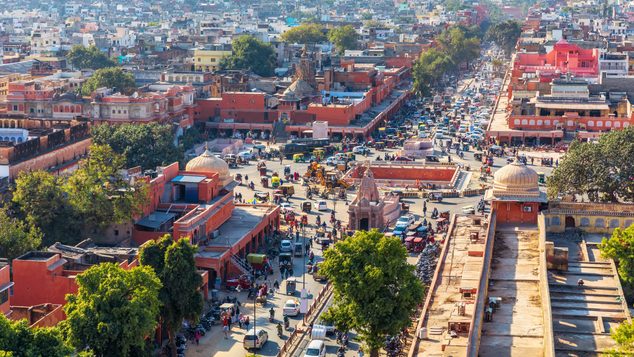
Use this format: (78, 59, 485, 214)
(412, 48, 455, 96)
(281, 23, 327, 44)
(91, 123, 181, 170)
(81, 67, 136, 96)
(486, 20, 522, 56)
(548, 127, 634, 202)
(12, 171, 80, 246)
(320, 230, 424, 357)
(221, 35, 277, 77)
(600, 225, 634, 288)
(328, 25, 359, 55)
(140, 236, 203, 357)
(437, 26, 481, 67)
(67, 45, 116, 70)
(0, 314, 72, 357)
(610, 321, 634, 355)
(63, 263, 161, 357)
(0, 208, 42, 261)
(65, 144, 148, 231)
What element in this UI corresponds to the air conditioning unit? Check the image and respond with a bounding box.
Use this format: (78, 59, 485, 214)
(212, 230, 220, 239)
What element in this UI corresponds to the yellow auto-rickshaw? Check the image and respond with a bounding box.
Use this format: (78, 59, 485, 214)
(254, 191, 270, 203)
(313, 148, 325, 160)
(271, 176, 281, 188)
(280, 184, 295, 197)
(293, 153, 305, 163)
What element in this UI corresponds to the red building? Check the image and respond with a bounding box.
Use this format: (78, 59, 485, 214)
(133, 147, 280, 285)
(485, 162, 546, 225)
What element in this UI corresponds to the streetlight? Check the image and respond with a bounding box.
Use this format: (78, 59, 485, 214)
(300, 227, 308, 314)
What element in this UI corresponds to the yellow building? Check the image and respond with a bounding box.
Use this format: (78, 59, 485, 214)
(193, 45, 232, 72)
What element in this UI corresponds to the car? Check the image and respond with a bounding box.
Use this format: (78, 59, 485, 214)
(462, 205, 476, 214)
(283, 299, 301, 316)
(393, 225, 407, 237)
(352, 146, 370, 155)
(238, 151, 254, 160)
(397, 214, 415, 226)
(317, 200, 328, 211)
(280, 202, 293, 209)
(243, 328, 268, 350)
(304, 340, 326, 357)
(280, 240, 293, 252)
(325, 156, 337, 166)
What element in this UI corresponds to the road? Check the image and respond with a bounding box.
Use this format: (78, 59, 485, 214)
(188, 54, 560, 357)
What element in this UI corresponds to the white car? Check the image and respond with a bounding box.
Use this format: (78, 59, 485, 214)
(462, 206, 476, 214)
(280, 240, 293, 252)
(325, 157, 337, 166)
(283, 299, 301, 316)
(280, 202, 293, 210)
(238, 151, 254, 160)
(243, 328, 268, 350)
(317, 200, 328, 211)
(353, 146, 370, 155)
(304, 339, 326, 357)
(397, 215, 415, 226)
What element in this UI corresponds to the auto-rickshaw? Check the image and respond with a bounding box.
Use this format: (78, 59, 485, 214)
(293, 242, 303, 257)
(247, 253, 270, 273)
(225, 156, 238, 168)
(280, 184, 295, 197)
(254, 191, 269, 203)
(537, 172, 545, 184)
(302, 202, 312, 213)
(412, 237, 425, 253)
(313, 148, 325, 160)
(284, 165, 291, 176)
(293, 153, 305, 163)
(285, 277, 297, 295)
(271, 176, 281, 188)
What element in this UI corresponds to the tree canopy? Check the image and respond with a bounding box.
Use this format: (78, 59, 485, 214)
(328, 25, 359, 55)
(91, 123, 181, 170)
(600, 225, 634, 288)
(486, 20, 522, 56)
(547, 127, 634, 202)
(65, 144, 148, 231)
(320, 230, 424, 356)
(281, 23, 327, 44)
(0, 207, 42, 262)
(0, 314, 72, 357)
(140, 236, 203, 356)
(67, 45, 116, 70)
(436, 26, 481, 67)
(413, 48, 455, 97)
(221, 35, 277, 77)
(63, 263, 161, 357)
(81, 67, 136, 96)
(12, 170, 79, 246)
(610, 320, 634, 355)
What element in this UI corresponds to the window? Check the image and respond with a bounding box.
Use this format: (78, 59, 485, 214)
(114, 229, 119, 236)
(537, 120, 543, 125)
(606, 121, 611, 127)
(0, 288, 8, 305)
(12, 105, 17, 111)
(588, 121, 594, 127)
(521, 119, 528, 125)
(545, 120, 551, 125)
(30, 108, 34, 113)
(595, 218, 605, 228)
(610, 219, 620, 228)
(514, 119, 520, 125)
(198, 58, 201, 62)
(529, 120, 535, 125)
(112, 109, 116, 114)
(580, 217, 590, 227)
(522, 205, 532, 212)
(597, 121, 603, 127)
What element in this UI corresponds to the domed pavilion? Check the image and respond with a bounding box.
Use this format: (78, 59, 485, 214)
(185, 145, 233, 187)
(484, 161, 546, 224)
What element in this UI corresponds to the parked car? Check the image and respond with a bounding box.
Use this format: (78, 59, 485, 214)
(244, 328, 268, 350)
(397, 214, 415, 226)
(238, 151, 254, 161)
(352, 146, 370, 155)
(283, 299, 301, 316)
(304, 340, 326, 357)
(317, 200, 328, 211)
(280, 240, 293, 252)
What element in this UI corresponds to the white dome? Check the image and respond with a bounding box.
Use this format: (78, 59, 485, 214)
(185, 146, 232, 186)
(492, 162, 540, 197)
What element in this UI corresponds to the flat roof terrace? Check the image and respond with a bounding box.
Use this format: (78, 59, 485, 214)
(416, 215, 489, 356)
(479, 226, 545, 356)
(197, 205, 276, 259)
(547, 232, 630, 356)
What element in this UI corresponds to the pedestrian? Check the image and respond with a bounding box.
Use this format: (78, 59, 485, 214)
(244, 315, 250, 331)
(238, 315, 243, 329)
(194, 329, 201, 345)
(236, 305, 240, 316)
(274, 279, 280, 290)
(223, 324, 229, 339)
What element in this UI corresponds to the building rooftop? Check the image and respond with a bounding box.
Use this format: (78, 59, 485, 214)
(16, 251, 57, 261)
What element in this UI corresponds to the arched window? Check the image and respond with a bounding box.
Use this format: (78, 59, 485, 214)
(625, 122, 630, 128)
(567, 120, 574, 126)
(545, 120, 551, 126)
(521, 119, 528, 125)
(580, 217, 590, 227)
(625, 219, 633, 227)
(537, 120, 543, 125)
(514, 119, 520, 125)
(588, 120, 594, 127)
(615, 121, 621, 128)
(597, 121, 603, 127)
(595, 218, 605, 227)
(610, 219, 620, 228)
(606, 121, 612, 127)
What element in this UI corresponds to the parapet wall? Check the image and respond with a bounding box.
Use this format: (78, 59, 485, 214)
(544, 201, 634, 234)
(343, 162, 459, 189)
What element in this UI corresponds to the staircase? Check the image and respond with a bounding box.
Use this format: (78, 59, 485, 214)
(273, 121, 289, 143)
(230, 255, 253, 276)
